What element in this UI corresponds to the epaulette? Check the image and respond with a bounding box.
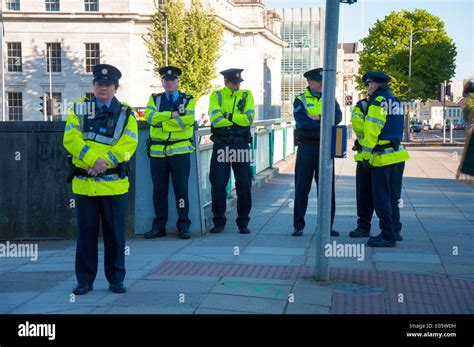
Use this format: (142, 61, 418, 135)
(375, 95, 385, 102)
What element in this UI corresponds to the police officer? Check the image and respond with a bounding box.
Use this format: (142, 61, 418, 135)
(349, 73, 375, 238)
(144, 66, 196, 240)
(208, 69, 255, 234)
(359, 71, 410, 247)
(293, 68, 342, 237)
(63, 64, 138, 295)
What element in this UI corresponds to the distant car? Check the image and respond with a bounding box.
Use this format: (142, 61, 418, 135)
(410, 124, 421, 133)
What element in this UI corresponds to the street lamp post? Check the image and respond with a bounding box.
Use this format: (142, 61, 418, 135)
(406, 27, 437, 142)
(1, 11, 6, 122)
(315, 0, 357, 281)
(163, 11, 168, 66)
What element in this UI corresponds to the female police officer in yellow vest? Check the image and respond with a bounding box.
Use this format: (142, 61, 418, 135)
(63, 64, 138, 295)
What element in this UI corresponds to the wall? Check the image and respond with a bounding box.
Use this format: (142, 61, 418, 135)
(0, 121, 135, 240)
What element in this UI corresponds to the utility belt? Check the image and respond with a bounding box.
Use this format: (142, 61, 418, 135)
(372, 139, 401, 153)
(67, 158, 129, 183)
(146, 137, 191, 157)
(294, 128, 319, 146)
(210, 130, 252, 145)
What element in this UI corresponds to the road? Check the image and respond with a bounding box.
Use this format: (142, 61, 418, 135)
(410, 128, 466, 144)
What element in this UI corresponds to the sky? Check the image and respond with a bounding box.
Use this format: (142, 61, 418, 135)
(265, 0, 474, 80)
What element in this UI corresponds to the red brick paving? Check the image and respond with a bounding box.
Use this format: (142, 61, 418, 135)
(152, 261, 474, 313)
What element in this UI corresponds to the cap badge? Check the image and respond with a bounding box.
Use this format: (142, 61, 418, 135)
(167, 70, 172, 75)
(102, 68, 108, 75)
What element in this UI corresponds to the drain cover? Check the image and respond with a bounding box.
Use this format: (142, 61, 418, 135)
(322, 282, 384, 295)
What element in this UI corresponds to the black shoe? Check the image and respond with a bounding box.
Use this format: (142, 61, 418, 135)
(109, 282, 127, 293)
(292, 228, 303, 237)
(73, 283, 93, 295)
(349, 228, 370, 238)
(178, 228, 191, 240)
(367, 237, 396, 248)
(331, 230, 340, 237)
(210, 226, 224, 234)
(371, 233, 403, 241)
(369, 233, 383, 240)
(238, 227, 251, 234)
(144, 228, 166, 239)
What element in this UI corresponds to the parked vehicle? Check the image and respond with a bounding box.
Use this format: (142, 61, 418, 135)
(410, 124, 422, 133)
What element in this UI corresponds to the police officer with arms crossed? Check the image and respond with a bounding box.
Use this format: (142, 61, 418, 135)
(208, 69, 255, 235)
(348, 73, 375, 238)
(144, 66, 196, 240)
(359, 71, 410, 247)
(292, 68, 342, 237)
(64, 64, 138, 295)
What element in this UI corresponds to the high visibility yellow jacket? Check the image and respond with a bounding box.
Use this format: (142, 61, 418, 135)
(351, 99, 368, 162)
(360, 87, 410, 167)
(145, 92, 196, 158)
(63, 97, 138, 196)
(293, 87, 342, 140)
(209, 86, 255, 129)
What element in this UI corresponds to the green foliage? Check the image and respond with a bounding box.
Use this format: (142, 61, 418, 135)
(358, 9, 457, 101)
(144, 0, 224, 101)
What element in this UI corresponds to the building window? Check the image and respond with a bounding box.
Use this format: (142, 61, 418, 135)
(46, 43, 61, 72)
(280, 12, 322, 116)
(6, 0, 21, 10)
(84, 0, 99, 11)
(85, 43, 100, 73)
(7, 92, 23, 121)
(7, 42, 22, 72)
(45, 0, 60, 11)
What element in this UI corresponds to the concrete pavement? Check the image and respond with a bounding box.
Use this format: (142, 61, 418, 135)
(0, 147, 473, 314)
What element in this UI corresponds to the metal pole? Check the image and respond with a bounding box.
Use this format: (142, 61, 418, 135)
(443, 81, 446, 143)
(406, 30, 413, 142)
(340, 5, 345, 125)
(49, 45, 53, 121)
(315, 0, 340, 281)
(1, 11, 6, 122)
(450, 121, 453, 143)
(164, 13, 169, 66)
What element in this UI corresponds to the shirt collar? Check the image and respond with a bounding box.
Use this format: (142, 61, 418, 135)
(307, 87, 321, 99)
(96, 99, 112, 110)
(165, 90, 179, 102)
(223, 86, 238, 95)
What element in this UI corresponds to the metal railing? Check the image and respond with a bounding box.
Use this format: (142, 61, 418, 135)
(196, 118, 296, 207)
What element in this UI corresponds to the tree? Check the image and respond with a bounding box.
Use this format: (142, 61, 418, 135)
(358, 9, 457, 101)
(143, 0, 224, 101)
